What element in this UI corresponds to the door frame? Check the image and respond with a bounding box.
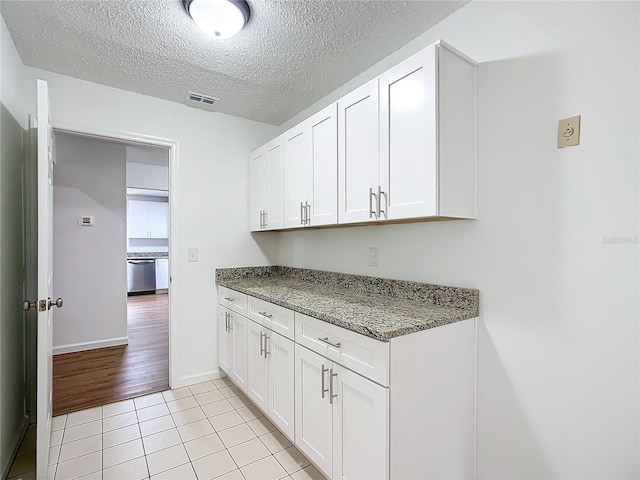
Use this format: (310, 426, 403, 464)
(51, 122, 179, 387)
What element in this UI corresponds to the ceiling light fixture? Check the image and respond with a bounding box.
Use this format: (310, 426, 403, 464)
(183, 0, 251, 40)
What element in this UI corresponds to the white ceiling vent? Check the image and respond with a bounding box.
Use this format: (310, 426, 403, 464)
(186, 91, 220, 109)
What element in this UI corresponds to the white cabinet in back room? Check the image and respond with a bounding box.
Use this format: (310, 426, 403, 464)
(284, 104, 338, 228)
(155, 258, 168, 290)
(128, 200, 168, 238)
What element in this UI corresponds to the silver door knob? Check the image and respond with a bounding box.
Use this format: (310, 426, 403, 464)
(23, 300, 36, 311)
(48, 297, 63, 309)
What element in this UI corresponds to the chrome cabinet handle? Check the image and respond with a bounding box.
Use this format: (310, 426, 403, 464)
(258, 311, 273, 319)
(329, 368, 338, 404)
(369, 187, 378, 219)
(264, 335, 270, 358)
(224, 297, 235, 302)
(305, 203, 311, 225)
(262, 211, 267, 229)
(300, 202, 305, 226)
(259, 331, 265, 356)
(224, 312, 228, 332)
(378, 186, 387, 218)
(318, 337, 341, 349)
(321, 364, 329, 399)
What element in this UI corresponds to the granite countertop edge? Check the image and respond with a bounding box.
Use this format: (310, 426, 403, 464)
(127, 252, 169, 260)
(216, 266, 479, 341)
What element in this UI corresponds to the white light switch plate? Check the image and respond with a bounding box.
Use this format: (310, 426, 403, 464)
(188, 247, 198, 262)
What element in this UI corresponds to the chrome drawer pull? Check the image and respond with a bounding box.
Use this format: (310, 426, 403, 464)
(224, 297, 235, 302)
(258, 311, 273, 319)
(318, 337, 341, 349)
(321, 364, 329, 399)
(329, 368, 338, 404)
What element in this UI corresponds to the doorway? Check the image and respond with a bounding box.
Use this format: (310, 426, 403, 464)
(48, 129, 175, 416)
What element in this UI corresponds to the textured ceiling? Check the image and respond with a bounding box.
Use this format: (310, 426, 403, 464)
(1, 0, 468, 125)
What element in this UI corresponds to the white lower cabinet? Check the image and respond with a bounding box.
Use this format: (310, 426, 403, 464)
(295, 344, 389, 480)
(219, 306, 248, 392)
(219, 288, 476, 480)
(247, 319, 295, 440)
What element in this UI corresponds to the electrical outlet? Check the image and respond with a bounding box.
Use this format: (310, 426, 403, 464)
(369, 247, 379, 267)
(557, 115, 581, 148)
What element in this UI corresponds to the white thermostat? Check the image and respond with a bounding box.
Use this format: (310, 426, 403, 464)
(78, 215, 95, 226)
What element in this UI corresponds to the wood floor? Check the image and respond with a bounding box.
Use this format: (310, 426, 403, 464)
(52, 294, 169, 416)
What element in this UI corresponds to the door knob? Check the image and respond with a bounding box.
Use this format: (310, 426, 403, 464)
(23, 300, 36, 311)
(48, 297, 63, 309)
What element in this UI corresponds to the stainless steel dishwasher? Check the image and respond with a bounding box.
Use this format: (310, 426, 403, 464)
(127, 259, 156, 295)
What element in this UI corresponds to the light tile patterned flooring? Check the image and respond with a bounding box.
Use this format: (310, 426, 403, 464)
(7, 377, 326, 480)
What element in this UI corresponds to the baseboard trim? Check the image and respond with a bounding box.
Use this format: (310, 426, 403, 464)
(53, 337, 128, 355)
(172, 369, 225, 389)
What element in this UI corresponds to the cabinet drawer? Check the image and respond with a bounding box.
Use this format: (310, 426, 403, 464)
(248, 297, 294, 340)
(295, 313, 389, 386)
(218, 286, 247, 315)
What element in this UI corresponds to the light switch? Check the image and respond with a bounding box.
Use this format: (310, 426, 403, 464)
(557, 115, 581, 148)
(188, 247, 198, 262)
(369, 247, 379, 267)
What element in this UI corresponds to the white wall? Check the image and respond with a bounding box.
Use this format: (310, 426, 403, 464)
(0, 16, 29, 479)
(275, 2, 639, 479)
(53, 132, 128, 354)
(21, 65, 280, 386)
(126, 162, 169, 191)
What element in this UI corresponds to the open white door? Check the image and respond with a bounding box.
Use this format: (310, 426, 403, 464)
(35, 78, 59, 480)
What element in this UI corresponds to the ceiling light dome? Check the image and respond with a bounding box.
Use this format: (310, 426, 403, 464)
(183, 0, 251, 40)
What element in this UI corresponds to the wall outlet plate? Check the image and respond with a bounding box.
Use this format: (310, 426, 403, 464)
(557, 115, 581, 148)
(369, 247, 379, 267)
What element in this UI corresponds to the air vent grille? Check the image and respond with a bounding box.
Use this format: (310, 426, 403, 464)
(186, 91, 220, 108)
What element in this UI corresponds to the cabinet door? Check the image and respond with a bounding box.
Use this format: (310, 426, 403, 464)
(309, 104, 338, 226)
(155, 259, 169, 290)
(295, 345, 333, 478)
(283, 125, 310, 228)
(379, 46, 438, 220)
(332, 365, 389, 480)
(247, 320, 269, 412)
(219, 307, 233, 375)
(250, 148, 268, 231)
(230, 313, 248, 392)
(268, 332, 295, 441)
(148, 202, 168, 238)
(338, 80, 380, 224)
(128, 200, 149, 238)
(266, 139, 285, 230)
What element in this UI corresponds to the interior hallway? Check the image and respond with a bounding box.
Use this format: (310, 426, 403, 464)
(52, 294, 169, 416)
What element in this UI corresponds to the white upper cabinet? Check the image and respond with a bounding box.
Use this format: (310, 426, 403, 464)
(128, 200, 167, 238)
(284, 104, 338, 228)
(337, 80, 380, 225)
(252, 39, 476, 231)
(250, 148, 268, 231)
(251, 137, 285, 231)
(379, 41, 477, 220)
